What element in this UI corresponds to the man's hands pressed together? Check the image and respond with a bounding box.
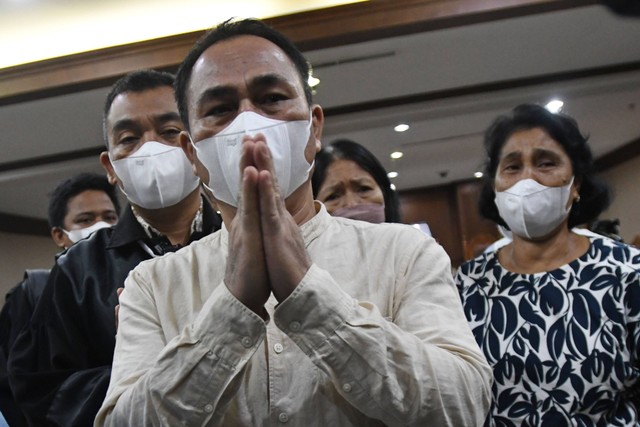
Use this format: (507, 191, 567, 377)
(224, 134, 312, 317)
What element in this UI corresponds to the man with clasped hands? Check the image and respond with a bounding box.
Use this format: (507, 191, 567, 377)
(96, 18, 492, 427)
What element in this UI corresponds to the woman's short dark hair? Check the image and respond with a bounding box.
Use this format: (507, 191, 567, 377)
(175, 18, 313, 129)
(478, 103, 610, 229)
(312, 139, 401, 223)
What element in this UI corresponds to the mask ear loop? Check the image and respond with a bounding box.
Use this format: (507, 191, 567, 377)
(108, 152, 133, 202)
(190, 136, 219, 209)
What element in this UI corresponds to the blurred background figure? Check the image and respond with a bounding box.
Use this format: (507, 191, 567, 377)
(589, 218, 624, 242)
(600, 0, 640, 16)
(0, 172, 119, 427)
(456, 103, 640, 425)
(312, 139, 401, 223)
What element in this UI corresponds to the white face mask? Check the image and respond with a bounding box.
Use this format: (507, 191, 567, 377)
(63, 221, 113, 243)
(495, 177, 574, 239)
(192, 111, 313, 207)
(110, 141, 199, 209)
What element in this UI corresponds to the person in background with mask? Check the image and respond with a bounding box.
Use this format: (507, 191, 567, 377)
(0, 172, 119, 427)
(456, 103, 640, 426)
(96, 18, 491, 426)
(8, 69, 222, 427)
(312, 138, 401, 223)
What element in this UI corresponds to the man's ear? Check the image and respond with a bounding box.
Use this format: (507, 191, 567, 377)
(50, 227, 67, 249)
(311, 104, 324, 153)
(99, 151, 118, 185)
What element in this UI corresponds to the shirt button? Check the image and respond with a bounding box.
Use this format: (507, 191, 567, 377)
(274, 343, 284, 353)
(342, 383, 352, 393)
(289, 321, 301, 332)
(204, 404, 213, 413)
(241, 336, 252, 348)
(278, 412, 289, 423)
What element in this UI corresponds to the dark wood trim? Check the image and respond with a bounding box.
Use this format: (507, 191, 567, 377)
(595, 136, 640, 172)
(0, 0, 593, 105)
(266, 0, 594, 51)
(0, 213, 50, 237)
(0, 146, 104, 173)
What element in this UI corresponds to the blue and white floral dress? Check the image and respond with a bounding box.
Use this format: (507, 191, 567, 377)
(456, 235, 640, 426)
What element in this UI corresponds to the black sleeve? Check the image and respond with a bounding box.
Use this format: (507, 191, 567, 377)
(8, 262, 115, 427)
(0, 282, 31, 427)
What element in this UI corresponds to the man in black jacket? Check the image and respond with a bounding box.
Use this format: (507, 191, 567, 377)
(0, 172, 120, 427)
(8, 69, 221, 426)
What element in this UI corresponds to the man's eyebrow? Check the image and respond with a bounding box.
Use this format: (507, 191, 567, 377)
(249, 73, 294, 90)
(71, 211, 96, 219)
(196, 73, 295, 104)
(110, 118, 138, 135)
(196, 86, 237, 109)
(154, 111, 182, 124)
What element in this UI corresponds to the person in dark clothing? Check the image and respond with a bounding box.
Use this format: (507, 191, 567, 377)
(8, 69, 221, 427)
(0, 172, 120, 427)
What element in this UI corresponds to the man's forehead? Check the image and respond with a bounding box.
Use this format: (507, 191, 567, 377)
(107, 86, 178, 124)
(190, 35, 299, 88)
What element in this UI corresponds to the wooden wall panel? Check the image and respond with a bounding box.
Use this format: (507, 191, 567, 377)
(399, 180, 502, 268)
(455, 181, 502, 262)
(398, 185, 463, 267)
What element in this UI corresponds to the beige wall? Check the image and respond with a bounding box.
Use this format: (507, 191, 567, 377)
(600, 155, 640, 243)
(0, 231, 59, 304)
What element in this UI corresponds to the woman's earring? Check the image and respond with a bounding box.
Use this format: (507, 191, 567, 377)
(575, 195, 581, 203)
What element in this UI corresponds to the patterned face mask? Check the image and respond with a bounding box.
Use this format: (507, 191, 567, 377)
(192, 111, 313, 207)
(495, 177, 574, 239)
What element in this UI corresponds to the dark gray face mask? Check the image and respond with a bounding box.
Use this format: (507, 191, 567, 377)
(332, 203, 385, 224)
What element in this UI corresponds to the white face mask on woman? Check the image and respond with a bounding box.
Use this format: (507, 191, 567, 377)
(494, 177, 574, 239)
(110, 141, 200, 209)
(192, 111, 313, 207)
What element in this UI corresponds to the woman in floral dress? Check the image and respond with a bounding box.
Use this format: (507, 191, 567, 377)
(456, 104, 640, 426)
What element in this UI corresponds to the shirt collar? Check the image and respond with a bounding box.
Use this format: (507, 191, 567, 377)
(107, 196, 221, 250)
(131, 198, 204, 239)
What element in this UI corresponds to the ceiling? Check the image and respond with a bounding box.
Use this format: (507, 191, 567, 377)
(1, 1, 640, 234)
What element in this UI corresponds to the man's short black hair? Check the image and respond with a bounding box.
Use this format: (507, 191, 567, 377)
(478, 103, 611, 230)
(175, 18, 313, 129)
(102, 69, 175, 146)
(47, 173, 120, 229)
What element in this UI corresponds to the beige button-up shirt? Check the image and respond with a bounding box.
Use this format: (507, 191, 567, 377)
(96, 204, 492, 426)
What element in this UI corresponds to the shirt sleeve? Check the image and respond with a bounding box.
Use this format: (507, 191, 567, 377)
(8, 265, 113, 427)
(273, 238, 493, 426)
(95, 268, 267, 426)
(0, 282, 30, 426)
